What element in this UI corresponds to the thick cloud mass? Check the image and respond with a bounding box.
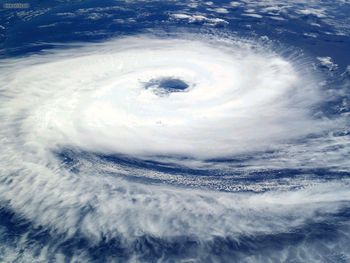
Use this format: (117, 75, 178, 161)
(0, 34, 349, 262)
(1, 36, 324, 157)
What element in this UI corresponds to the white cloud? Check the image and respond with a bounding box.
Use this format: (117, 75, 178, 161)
(170, 13, 228, 25)
(213, 7, 229, 14)
(317, 56, 338, 71)
(0, 33, 349, 261)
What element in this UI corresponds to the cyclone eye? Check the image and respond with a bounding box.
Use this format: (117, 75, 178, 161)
(144, 77, 189, 96)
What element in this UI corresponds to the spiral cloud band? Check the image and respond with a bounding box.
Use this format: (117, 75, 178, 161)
(0, 34, 349, 261)
(9, 37, 323, 158)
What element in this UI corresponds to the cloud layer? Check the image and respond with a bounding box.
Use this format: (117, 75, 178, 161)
(0, 34, 349, 262)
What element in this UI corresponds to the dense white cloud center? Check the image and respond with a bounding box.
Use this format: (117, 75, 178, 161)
(1, 36, 323, 159)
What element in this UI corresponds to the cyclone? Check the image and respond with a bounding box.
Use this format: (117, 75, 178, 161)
(0, 35, 325, 157)
(0, 31, 349, 262)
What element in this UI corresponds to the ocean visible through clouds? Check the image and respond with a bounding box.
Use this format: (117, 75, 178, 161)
(0, 0, 350, 262)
